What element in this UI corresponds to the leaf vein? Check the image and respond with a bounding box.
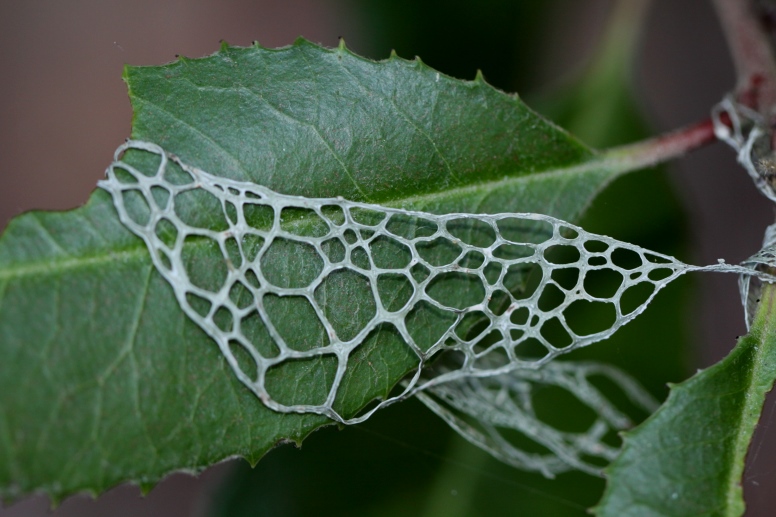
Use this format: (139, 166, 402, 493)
(133, 97, 251, 180)
(336, 59, 462, 185)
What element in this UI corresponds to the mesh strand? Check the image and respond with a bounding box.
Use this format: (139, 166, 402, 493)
(98, 140, 770, 474)
(98, 140, 761, 419)
(417, 360, 658, 477)
(713, 97, 776, 329)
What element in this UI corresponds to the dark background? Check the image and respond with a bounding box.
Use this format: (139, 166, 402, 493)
(2, 0, 774, 515)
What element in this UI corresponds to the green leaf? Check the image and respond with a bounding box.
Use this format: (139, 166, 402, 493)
(594, 283, 776, 516)
(207, 1, 693, 511)
(0, 39, 646, 502)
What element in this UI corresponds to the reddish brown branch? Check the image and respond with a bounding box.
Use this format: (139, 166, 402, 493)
(603, 115, 729, 171)
(713, 0, 776, 119)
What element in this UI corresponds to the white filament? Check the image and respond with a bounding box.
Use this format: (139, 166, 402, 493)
(98, 139, 772, 475)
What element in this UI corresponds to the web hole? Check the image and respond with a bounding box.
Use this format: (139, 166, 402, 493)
(620, 283, 656, 316)
(241, 234, 265, 263)
(185, 292, 212, 318)
(416, 237, 463, 267)
(540, 317, 573, 349)
(477, 345, 510, 368)
(563, 300, 616, 336)
(496, 217, 554, 245)
(224, 236, 242, 269)
(280, 207, 330, 237)
(510, 307, 530, 326)
(513, 337, 549, 361)
(154, 218, 178, 249)
(321, 237, 346, 263)
(349, 207, 386, 227)
(121, 189, 152, 226)
(111, 165, 138, 185)
(343, 229, 358, 244)
(225, 201, 239, 226)
(551, 267, 579, 291)
(385, 213, 438, 239)
(410, 262, 430, 283)
(645, 253, 672, 264)
(157, 249, 173, 272)
(459, 250, 485, 269)
(584, 240, 609, 253)
(264, 355, 338, 406)
(229, 281, 254, 310)
(648, 268, 674, 281)
(492, 243, 534, 260)
(120, 147, 162, 178)
(611, 248, 642, 270)
(264, 294, 329, 351)
(583, 269, 623, 299)
(377, 273, 414, 312)
(161, 159, 194, 185)
(484, 262, 502, 285)
(472, 328, 505, 355)
(537, 283, 565, 312)
(503, 263, 540, 296)
(487, 289, 511, 316)
(405, 301, 457, 352)
(244, 269, 261, 289)
(181, 236, 228, 293)
(315, 268, 376, 342)
(543, 245, 580, 265)
(321, 205, 345, 226)
(350, 246, 371, 270)
(213, 306, 234, 333)
(454, 311, 490, 341)
(426, 272, 486, 310)
(370, 236, 412, 269)
(243, 203, 274, 232)
(240, 310, 280, 358)
(446, 218, 497, 248)
(260, 237, 324, 289)
(175, 189, 229, 232)
(228, 339, 258, 382)
(151, 186, 171, 210)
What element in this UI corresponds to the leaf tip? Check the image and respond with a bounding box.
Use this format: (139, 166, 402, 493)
(139, 480, 157, 496)
(219, 39, 230, 52)
(48, 494, 63, 509)
(121, 63, 133, 86)
(338, 37, 347, 51)
(292, 35, 312, 48)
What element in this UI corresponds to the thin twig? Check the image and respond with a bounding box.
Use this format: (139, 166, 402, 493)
(713, 0, 776, 119)
(603, 114, 728, 171)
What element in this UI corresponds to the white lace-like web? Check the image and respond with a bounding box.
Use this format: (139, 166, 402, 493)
(713, 97, 776, 329)
(99, 139, 770, 475)
(416, 360, 659, 476)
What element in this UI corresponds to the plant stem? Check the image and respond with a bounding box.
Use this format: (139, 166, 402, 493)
(601, 0, 776, 176)
(713, 0, 776, 119)
(602, 116, 724, 171)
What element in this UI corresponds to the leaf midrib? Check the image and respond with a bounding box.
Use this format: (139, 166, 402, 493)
(0, 152, 618, 281)
(0, 247, 150, 281)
